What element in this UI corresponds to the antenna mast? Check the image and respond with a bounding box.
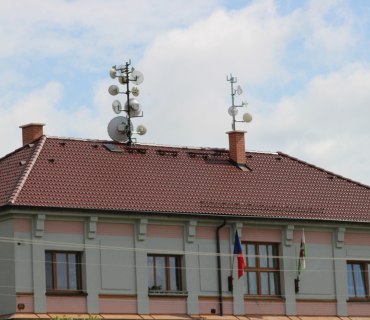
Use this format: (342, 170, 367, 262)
(226, 74, 252, 130)
(107, 59, 147, 145)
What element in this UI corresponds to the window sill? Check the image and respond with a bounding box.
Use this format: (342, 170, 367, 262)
(148, 291, 188, 297)
(244, 295, 284, 301)
(46, 291, 87, 297)
(347, 299, 370, 302)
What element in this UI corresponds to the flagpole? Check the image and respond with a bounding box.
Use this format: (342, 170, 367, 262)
(228, 235, 236, 293)
(231, 254, 235, 274)
(295, 228, 306, 293)
(295, 278, 300, 293)
(228, 255, 236, 292)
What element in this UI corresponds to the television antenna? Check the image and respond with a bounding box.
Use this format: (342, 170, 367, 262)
(107, 60, 147, 145)
(226, 74, 252, 131)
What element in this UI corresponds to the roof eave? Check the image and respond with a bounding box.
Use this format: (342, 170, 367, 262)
(2, 204, 370, 226)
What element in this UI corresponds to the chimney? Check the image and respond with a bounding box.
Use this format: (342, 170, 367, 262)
(227, 130, 246, 165)
(19, 123, 45, 146)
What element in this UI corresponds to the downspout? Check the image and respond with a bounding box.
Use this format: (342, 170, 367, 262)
(216, 219, 227, 316)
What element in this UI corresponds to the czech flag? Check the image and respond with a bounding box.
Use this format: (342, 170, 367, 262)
(234, 230, 246, 279)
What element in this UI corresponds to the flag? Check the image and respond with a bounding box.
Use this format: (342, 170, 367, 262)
(297, 229, 306, 277)
(234, 230, 246, 279)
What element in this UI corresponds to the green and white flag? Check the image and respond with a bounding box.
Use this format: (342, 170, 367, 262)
(297, 229, 306, 277)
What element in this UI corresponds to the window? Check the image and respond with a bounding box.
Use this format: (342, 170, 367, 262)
(147, 255, 183, 292)
(244, 243, 280, 296)
(347, 261, 369, 299)
(45, 251, 82, 292)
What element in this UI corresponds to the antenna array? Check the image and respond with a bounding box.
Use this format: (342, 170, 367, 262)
(107, 60, 147, 145)
(226, 74, 252, 130)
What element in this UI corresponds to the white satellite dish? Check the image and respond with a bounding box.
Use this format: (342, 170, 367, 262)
(236, 85, 243, 95)
(243, 113, 252, 123)
(107, 116, 133, 143)
(130, 70, 144, 85)
(136, 124, 147, 135)
(108, 85, 119, 96)
(131, 86, 140, 97)
(228, 106, 238, 116)
(112, 100, 121, 114)
(124, 98, 142, 116)
(109, 68, 117, 79)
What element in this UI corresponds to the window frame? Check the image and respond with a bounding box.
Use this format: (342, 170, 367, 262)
(347, 261, 369, 300)
(45, 251, 83, 294)
(147, 254, 183, 294)
(243, 242, 281, 297)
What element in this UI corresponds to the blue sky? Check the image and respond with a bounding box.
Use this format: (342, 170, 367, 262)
(1, 0, 370, 186)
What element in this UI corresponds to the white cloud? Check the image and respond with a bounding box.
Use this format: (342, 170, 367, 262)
(0, 82, 63, 154)
(0, 0, 219, 67)
(303, 0, 356, 65)
(0, 81, 112, 155)
(252, 63, 370, 184)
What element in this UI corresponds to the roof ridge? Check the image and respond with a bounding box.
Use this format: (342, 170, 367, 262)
(277, 151, 370, 190)
(46, 135, 111, 143)
(247, 150, 279, 155)
(45, 136, 224, 150)
(44, 136, 279, 154)
(7, 135, 47, 204)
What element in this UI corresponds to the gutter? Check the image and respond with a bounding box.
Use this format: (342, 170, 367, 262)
(3, 204, 370, 227)
(216, 219, 226, 316)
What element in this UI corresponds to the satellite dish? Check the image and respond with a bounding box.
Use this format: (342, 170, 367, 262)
(236, 85, 243, 95)
(130, 70, 144, 85)
(108, 85, 119, 96)
(112, 100, 121, 114)
(107, 116, 133, 143)
(124, 98, 142, 116)
(109, 67, 117, 79)
(228, 106, 238, 117)
(243, 113, 252, 123)
(131, 86, 140, 97)
(136, 125, 147, 135)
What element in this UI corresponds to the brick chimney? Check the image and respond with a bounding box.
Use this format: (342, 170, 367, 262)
(19, 123, 45, 146)
(227, 130, 246, 165)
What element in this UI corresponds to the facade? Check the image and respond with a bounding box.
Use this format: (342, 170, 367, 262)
(1, 123, 370, 319)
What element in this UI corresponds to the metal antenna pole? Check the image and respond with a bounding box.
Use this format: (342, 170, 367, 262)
(227, 74, 237, 131)
(125, 61, 132, 145)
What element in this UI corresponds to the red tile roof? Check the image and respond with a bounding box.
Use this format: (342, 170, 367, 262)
(1, 136, 370, 222)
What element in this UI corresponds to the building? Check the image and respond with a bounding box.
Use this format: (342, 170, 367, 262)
(1, 123, 370, 319)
